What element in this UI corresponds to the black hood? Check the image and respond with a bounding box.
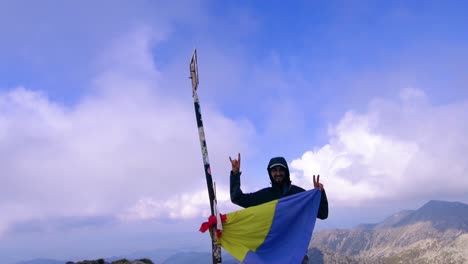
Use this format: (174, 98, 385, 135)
(267, 157, 291, 187)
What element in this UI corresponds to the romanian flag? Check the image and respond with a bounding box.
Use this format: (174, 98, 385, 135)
(219, 189, 322, 263)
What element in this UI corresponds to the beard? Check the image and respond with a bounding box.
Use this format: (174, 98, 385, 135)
(273, 175, 285, 184)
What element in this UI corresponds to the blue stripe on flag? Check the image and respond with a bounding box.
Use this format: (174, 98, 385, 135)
(244, 189, 322, 264)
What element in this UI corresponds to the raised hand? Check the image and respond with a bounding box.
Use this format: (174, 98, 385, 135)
(229, 153, 241, 174)
(313, 175, 324, 191)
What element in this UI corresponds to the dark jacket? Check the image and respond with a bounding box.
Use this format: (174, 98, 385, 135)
(230, 157, 329, 220)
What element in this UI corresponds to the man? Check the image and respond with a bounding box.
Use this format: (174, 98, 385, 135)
(229, 153, 328, 264)
(229, 153, 328, 219)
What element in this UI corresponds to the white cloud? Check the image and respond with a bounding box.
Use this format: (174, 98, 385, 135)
(119, 187, 235, 221)
(0, 28, 254, 235)
(291, 88, 468, 206)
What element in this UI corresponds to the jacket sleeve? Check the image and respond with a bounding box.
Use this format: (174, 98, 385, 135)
(317, 189, 329, 220)
(230, 171, 265, 208)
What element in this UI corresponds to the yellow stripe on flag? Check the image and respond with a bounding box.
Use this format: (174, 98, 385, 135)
(219, 199, 278, 261)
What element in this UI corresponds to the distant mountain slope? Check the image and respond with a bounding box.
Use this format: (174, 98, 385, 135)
(393, 200, 468, 231)
(16, 259, 65, 264)
(309, 200, 468, 264)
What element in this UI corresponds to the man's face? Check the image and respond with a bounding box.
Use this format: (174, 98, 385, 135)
(270, 166, 286, 184)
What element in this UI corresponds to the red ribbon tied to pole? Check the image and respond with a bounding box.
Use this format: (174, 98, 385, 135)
(199, 214, 227, 238)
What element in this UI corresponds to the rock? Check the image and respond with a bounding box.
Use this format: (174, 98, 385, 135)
(68, 258, 153, 264)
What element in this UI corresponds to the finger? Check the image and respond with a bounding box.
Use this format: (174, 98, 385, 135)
(238, 153, 241, 164)
(317, 175, 320, 184)
(229, 156, 233, 163)
(313, 175, 316, 185)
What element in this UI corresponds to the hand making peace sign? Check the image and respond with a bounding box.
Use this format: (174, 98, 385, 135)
(313, 175, 324, 191)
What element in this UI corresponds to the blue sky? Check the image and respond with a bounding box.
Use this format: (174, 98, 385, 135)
(1, 1, 468, 263)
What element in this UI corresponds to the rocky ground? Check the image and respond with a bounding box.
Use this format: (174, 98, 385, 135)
(66, 259, 153, 264)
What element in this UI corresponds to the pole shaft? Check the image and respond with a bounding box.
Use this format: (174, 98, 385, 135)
(190, 50, 222, 264)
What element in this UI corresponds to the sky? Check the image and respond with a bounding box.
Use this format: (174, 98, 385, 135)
(1, 0, 468, 263)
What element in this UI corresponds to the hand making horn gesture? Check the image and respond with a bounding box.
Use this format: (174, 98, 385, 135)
(229, 153, 241, 174)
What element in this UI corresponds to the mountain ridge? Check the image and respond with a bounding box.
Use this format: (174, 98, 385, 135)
(309, 200, 468, 264)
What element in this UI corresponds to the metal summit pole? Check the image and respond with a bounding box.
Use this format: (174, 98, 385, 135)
(189, 49, 222, 264)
